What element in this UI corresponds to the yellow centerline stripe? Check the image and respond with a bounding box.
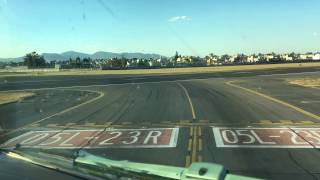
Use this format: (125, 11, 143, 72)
(259, 120, 273, 124)
(300, 120, 314, 124)
(177, 83, 196, 120)
(180, 120, 190, 123)
(198, 139, 202, 152)
(65, 123, 76, 126)
(188, 139, 192, 151)
(191, 126, 198, 163)
(279, 120, 293, 124)
(186, 126, 194, 167)
(199, 119, 209, 123)
(226, 81, 320, 121)
(161, 121, 171, 124)
(198, 127, 203, 162)
(104, 122, 112, 126)
(185, 155, 191, 167)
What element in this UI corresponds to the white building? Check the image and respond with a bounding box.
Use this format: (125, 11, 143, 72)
(247, 55, 259, 63)
(264, 54, 274, 61)
(227, 55, 237, 63)
(206, 54, 219, 65)
(54, 64, 61, 69)
(176, 57, 183, 64)
(280, 54, 293, 61)
(176, 56, 192, 64)
(299, 53, 314, 60)
(313, 53, 320, 60)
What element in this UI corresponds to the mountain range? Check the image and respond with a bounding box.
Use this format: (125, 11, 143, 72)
(0, 51, 165, 62)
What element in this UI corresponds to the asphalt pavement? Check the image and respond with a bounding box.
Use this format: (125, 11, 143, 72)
(0, 66, 320, 180)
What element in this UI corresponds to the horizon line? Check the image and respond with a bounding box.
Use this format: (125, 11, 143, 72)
(1, 50, 320, 59)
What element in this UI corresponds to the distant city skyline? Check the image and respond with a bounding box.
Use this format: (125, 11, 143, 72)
(0, 0, 320, 58)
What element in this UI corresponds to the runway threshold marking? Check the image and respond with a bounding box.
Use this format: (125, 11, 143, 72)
(177, 83, 196, 120)
(213, 127, 320, 148)
(226, 81, 320, 121)
(1, 128, 179, 149)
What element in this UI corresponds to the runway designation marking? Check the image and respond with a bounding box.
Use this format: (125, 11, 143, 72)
(1, 128, 179, 149)
(213, 127, 320, 148)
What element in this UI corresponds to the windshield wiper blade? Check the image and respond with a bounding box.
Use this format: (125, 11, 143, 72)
(74, 150, 260, 180)
(75, 150, 185, 179)
(1, 148, 260, 180)
(0, 148, 104, 180)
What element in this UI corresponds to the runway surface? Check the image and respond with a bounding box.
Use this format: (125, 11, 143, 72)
(1, 66, 320, 179)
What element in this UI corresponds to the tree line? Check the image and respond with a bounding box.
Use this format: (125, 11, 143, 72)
(23, 52, 46, 68)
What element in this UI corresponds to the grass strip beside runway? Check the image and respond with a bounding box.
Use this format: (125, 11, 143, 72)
(0, 92, 34, 105)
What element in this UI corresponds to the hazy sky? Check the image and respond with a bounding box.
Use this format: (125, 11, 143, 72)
(0, 0, 319, 57)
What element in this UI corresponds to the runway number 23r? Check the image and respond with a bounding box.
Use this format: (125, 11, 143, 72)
(1, 128, 179, 149)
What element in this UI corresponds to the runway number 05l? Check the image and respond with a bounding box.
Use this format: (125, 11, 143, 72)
(213, 127, 320, 148)
(1, 128, 179, 149)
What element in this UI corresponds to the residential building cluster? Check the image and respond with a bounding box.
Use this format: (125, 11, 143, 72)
(204, 52, 320, 66)
(35, 51, 320, 69)
(1, 52, 320, 70)
(93, 52, 320, 69)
